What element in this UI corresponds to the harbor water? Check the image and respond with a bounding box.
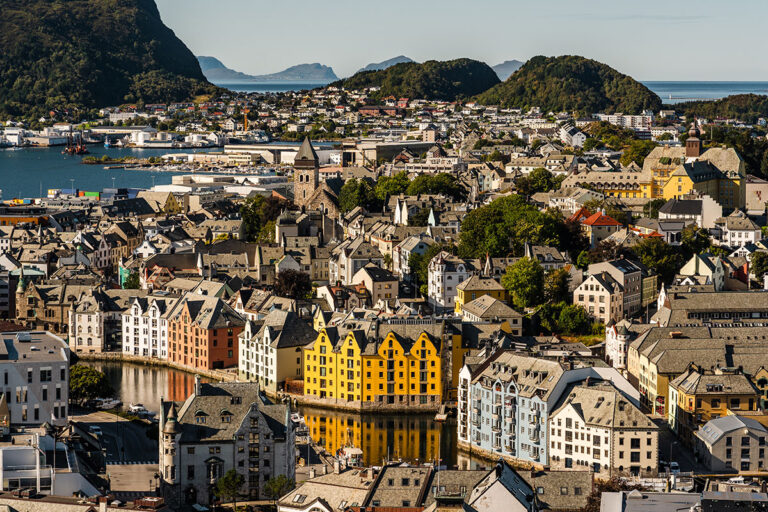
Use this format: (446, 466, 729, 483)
(82, 360, 459, 467)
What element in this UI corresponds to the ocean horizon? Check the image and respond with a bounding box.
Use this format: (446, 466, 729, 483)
(218, 80, 768, 103)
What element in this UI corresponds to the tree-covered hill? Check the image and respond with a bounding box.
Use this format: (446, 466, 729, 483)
(0, 0, 217, 118)
(335, 58, 500, 101)
(675, 94, 768, 124)
(474, 55, 662, 114)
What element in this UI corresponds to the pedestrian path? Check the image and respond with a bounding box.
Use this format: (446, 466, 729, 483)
(107, 460, 158, 466)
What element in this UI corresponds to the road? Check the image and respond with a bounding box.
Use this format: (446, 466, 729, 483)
(71, 410, 159, 465)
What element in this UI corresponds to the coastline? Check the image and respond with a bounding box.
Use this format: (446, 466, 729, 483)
(75, 352, 441, 413)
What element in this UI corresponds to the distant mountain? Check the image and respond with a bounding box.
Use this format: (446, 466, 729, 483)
(475, 55, 662, 114)
(0, 0, 215, 117)
(197, 56, 254, 82)
(197, 58, 338, 83)
(336, 58, 500, 101)
(491, 59, 524, 80)
(249, 63, 338, 82)
(357, 55, 415, 74)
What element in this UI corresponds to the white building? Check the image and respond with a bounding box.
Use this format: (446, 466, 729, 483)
(121, 296, 177, 359)
(427, 251, 474, 312)
(549, 382, 659, 477)
(0, 332, 69, 426)
(573, 272, 623, 325)
(238, 310, 316, 395)
(328, 237, 383, 286)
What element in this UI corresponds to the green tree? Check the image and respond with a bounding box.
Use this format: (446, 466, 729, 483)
(408, 243, 445, 290)
(406, 173, 466, 200)
(409, 207, 432, 227)
(680, 225, 711, 259)
(338, 178, 377, 213)
(632, 238, 684, 284)
(240, 195, 266, 242)
(544, 268, 570, 303)
(501, 257, 544, 309)
(274, 270, 312, 300)
(264, 475, 295, 504)
(657, 133, 673, 141)
(576, 250, 591, 270)
(374, 171, 410, 201)
(643, 198, 667, 219)
(69, 365, 114, 404)
(458, 195, 562, 258)
(557, 304, 592, 335)
(215, 469, 244, 510)
(751, 252, 768, 280)
(620, 140, 657, 166)
(123, 272, 140, 290)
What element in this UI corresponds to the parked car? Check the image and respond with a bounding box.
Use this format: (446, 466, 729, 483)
(669, 461, 680, 474)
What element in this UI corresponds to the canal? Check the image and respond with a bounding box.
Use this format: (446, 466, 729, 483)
(82, 361, 461, 467)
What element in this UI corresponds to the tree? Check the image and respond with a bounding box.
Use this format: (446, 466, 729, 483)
(274, 270, 312, 300)
(264, 475, 295, 504)
(557, 304, 592, 335)
(620, 140, 657, 166)
(680, 224, 711, 259)
(544, 268, 570, 303)
(642, 198, 667, 219)
(123, 272, 140, 290)
(458, 195, 562, 258)
(576, 250, 591, 270)
(409, 243, 446, 290)
(406, 173, 466, 200)
(374, 171, 409, 201)
(338, 178, 377, 213)
(215, 469, 244, 510)
(69, 365, 114, 404)
(583, 478, 644, 512)
(240, 195, 266, 242)
(501, 257, 544, 309)
(409, 207, 432, 227)
(752, 251, 768, 280)
(632, 238, 684, 284)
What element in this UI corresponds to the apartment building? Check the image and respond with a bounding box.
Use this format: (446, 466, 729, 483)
(238, 310, 317, 395)
(0, 331, 69, 426)
(549, 382, 659, 477)
(454, 275, 507, 314)
(457, 351, 639, 467)
(428, 251, 475, 312)
(589, 259, 643, 318)
(572, 272, 623, 324)
(695, 415, 768, 472)
(159, 380, 294, 506)
(121, 295, 178, 359)
(302, 320, 447, 409)
(166, 293, 245, 371)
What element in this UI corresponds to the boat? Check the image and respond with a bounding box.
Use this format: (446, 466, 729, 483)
(104, 137, 117, 148)
(128, 403, 148, 414)
(290, 412, 304, 424)
(97, 398, 122, 410)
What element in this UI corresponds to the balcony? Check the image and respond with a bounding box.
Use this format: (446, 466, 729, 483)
(491, 422, 501, 433)
(530, 431, 540, 443)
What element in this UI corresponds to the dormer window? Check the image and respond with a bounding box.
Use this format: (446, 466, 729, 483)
(195, 411, 208, 424)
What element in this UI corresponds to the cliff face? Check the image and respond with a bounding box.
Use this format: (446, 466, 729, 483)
(475, 55, 662, 114)
(0, 0, 215, 116)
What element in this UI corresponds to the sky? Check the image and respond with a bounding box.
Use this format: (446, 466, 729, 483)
(156, 0, 767, 81)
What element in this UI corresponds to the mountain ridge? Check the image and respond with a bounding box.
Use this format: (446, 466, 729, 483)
(0, 0, 215, 117)
(475, 55, 662, 114)
(334, 58, 500, 101)
(491, 59, 524, 80)
(357, 55, 415, 74)
(197, 57, 338, 83)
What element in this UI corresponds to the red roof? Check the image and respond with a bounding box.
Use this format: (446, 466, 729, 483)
(582, 212, 621, 227)
(567, 206, 591, 223)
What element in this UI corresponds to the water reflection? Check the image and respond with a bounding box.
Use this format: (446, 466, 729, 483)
(82, 361, 210, 413)
(82, 361, 458, 466)
(301, 406, 457, 467)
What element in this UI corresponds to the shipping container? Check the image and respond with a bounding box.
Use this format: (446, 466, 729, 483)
(84, 191, 100, 197)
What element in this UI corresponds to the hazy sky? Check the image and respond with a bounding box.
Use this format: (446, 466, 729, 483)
(156, 0, 766, 80)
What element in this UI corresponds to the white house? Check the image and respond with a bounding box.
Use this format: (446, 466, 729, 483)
(427, 251, 474, 312)
(121, 296, 177, 359)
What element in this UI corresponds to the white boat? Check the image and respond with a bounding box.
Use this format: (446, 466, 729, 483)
(128, 403, 147, 414)
(97, 398, 122, 410)
(290, 412, 304, 424)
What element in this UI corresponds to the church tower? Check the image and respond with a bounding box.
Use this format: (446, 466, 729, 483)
(294, 136, 319, 209)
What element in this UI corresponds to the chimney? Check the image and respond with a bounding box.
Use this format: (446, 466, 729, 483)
(367, 467, 375, 480)
(99, 497, 108, 512)
(194, 374, 202, 396)
(333, 459, 341, 474)
(309, 467, 316, 479)
(322, 464, 328, 475)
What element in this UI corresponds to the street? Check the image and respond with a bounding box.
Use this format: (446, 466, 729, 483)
(71, 410, 159, 465)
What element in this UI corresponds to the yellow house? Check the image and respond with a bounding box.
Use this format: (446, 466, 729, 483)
(303, 323, 444, 410)
(454, 275, 507, 314)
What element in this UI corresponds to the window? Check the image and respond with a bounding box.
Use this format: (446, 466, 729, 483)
(560, 487, 568, 495)
(187, 465, 195, 479)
